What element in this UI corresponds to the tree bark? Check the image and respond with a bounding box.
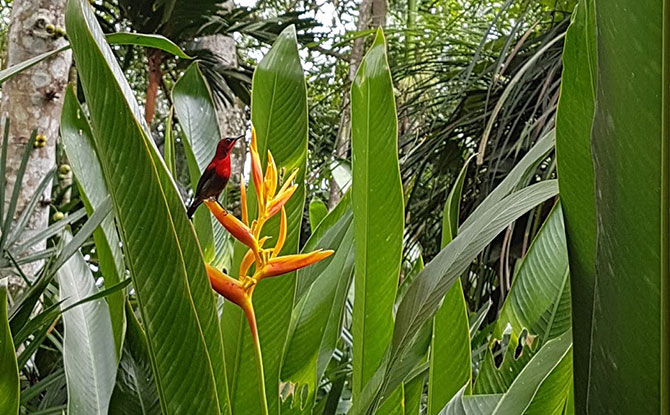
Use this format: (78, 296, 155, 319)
(0, 0, 72, 295)
(327, 0, 384, 209)
(144, 48, 162, 126)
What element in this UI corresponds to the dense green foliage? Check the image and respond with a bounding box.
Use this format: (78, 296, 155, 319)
(1, 0, 667, 413)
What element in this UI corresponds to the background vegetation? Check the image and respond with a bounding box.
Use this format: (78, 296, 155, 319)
(0, 0, 666, 414)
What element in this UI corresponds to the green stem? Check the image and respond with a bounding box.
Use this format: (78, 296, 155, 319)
(245, 304, 269, 415)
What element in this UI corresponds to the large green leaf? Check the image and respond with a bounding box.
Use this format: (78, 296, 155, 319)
(222, 25, 308, 415)
(428, 156, 473, 414)
(353, 180, 558, 414)
(65, 1, 229, 413)
(583, 0, 669, 412)
(281, 209, 354, 409)
(554, 1, 596, 410)
(61, 86, 126, 360)
(441, 332, 572, 415)
(172, 63, 228, 268)
(350, 28, 404, 401)
(109, 303, 160, 415)
(58, 231, 117, 415)
(308, 198, 328, 231)
(475, 203, 570, 394)
(0, 33, 189, 84)
(0, 280, 19, 415)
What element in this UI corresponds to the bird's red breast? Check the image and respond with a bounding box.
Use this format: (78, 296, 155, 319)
(210, 155, 232, 180)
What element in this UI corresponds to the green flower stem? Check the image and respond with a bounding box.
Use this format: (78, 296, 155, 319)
(245, 303, 269, 415)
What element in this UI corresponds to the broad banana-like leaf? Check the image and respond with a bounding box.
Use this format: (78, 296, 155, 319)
(308, 198, 328, 231)
(441, 331, 572, 415)
(58, 231, 117, 415)
(428, 156, 473, 414)
(475, 203, 570, 394)
(353, 180, 558, 414)
(61, 86, 126, 359)
(581, 0, 669, 412)
(554, 1, 596, 410)
(350, 28, 404, 402)
(65, 1, 229, 413)
(404, 369, 426, 415)
(173, 63, 229, 268)
(0, 32, 189, 84)
(0, 280, 18, 415)
(109, 303, 160, 415)
(281, 210, 354, 409)
(222, 25, 308, 415)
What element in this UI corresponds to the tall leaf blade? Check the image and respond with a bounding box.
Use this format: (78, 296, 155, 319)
(222, 25, 308, 415)
(281, 210, 354, 408)
(109, 304, 160, 415)
(474, 203, 570, 394)
(61, 86, 126, 359)
(0, 280, 19, 415)
(350, 28, 404, 400)
(554, 0, 596, 410)
(65, 1, 228, 413)
(585, 0, 669, 412)
(428, 156, 473, 414)
(172, 63, 227, 267)
(441, 332, 572, 415)
(353, 181, 558, 414)
(58, 232, 117, 415)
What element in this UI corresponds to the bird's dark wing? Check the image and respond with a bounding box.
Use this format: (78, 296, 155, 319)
(194, 166, 218, 198)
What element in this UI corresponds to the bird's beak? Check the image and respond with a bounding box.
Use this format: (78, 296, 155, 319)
(233, 134, 244, 142)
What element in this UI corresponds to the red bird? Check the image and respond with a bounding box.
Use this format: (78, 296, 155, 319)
(187, 135, 242, 219)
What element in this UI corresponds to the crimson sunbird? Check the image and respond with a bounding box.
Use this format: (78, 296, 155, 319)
(187, 135, 243, 219)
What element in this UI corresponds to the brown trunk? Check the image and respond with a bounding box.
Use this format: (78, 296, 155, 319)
(144, 48, 163, 126)
(0, 0, 72, 296)
(327, 0, 383, 209)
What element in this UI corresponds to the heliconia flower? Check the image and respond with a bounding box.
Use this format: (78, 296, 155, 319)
(267, 184, 297, 218)
(240, 174, 249, 226)
(206, 264, 249, 308)
(205, 200, 259, 253)
(240, 236, 270, 278)
(272, 207, 287, 258)
(250, 128, 264, 207)
(256, 250, 334, 280)
(206, 264, 258, 339)
(264, 151, 278, 199)
(240, 249, 255, 278)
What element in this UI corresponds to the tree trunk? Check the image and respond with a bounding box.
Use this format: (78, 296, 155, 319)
(144, 48, 162, 126)
(0, 0, 72, 296)
(327, 0, 384, 209)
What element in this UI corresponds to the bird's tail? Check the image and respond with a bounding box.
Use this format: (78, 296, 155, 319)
(187, 199, 202, 220)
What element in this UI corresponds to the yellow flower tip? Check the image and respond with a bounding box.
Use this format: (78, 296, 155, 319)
(250, 127, 258, 150)
(239, 248, 256, 278)
(205, 200, 259, 252)
(279, 169, 299, 193)
(251, 150, 264, 203)
(257, 250, 335, 280)
(264, 151, 278, 198)
(206, 264, 248, 307)
(272, 207, 287, 258)
(240, 177, 249, 226)
(267, 184, 297, 218)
